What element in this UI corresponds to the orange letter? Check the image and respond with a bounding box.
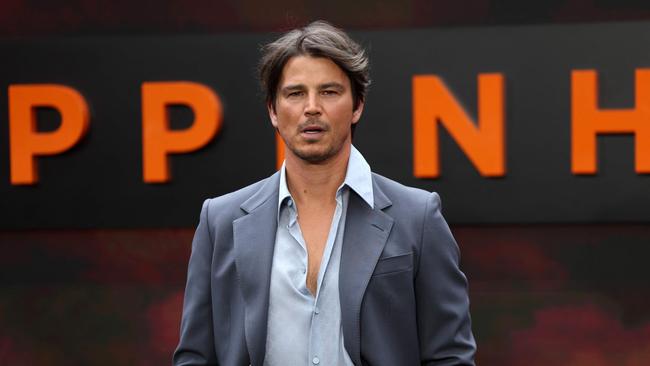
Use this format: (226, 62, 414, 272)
(9, 84, 89, 185)
(413, 73, 505, 178)
(276, 132, 285, 170)
(142, 82, 222, 183)
(572, 69, 650, 174)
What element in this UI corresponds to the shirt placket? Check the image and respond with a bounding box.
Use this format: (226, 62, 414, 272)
(286, 199, 311, 297)
(307, 191, 344, 366)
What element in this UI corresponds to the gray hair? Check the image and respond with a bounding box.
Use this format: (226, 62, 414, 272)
(259, 20, 370, 112)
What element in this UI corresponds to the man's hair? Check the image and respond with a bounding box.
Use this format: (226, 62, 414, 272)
(259, 20, 370, 113)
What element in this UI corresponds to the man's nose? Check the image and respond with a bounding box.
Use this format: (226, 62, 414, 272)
(304, 93, 322, 116)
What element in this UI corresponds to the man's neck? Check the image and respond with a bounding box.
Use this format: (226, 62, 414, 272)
(284, 144, 351, 206)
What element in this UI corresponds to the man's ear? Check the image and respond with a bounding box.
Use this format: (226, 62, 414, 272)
(352, 99, 365, 125)
(267, 102, 278, 128)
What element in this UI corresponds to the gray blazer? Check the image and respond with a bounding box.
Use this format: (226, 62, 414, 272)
(173, 171, 476, 366)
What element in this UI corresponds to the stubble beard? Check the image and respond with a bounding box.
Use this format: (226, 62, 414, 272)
(280, 123, 348, 164)
(291, 142, 339, 164)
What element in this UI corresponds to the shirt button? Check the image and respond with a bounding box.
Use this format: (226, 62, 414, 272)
(312, 356, 320, 365)
(302, 268, 306, 274)
(287, 199, 293, 207)
(314, 307, 320, 314)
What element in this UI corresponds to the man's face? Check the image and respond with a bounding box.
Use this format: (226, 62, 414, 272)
(269, 55, 363, 164)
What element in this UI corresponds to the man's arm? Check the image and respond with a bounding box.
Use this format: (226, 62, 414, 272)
(416, 192, 476, 365)
(173, 199, 219, 366)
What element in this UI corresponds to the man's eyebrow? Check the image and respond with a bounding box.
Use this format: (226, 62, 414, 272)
(280, 84, 306, 93)
(320, 82, 345, 91)
(280, 82, 345, 93)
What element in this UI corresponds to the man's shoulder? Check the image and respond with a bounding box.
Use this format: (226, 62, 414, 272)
(372, 172, 435, 202)
(203, 173, 278, 214)
(371, 172, 444, 220)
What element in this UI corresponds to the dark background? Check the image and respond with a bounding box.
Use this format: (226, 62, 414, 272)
(2, 1, 650, 365)
(3, 23, 650, 228)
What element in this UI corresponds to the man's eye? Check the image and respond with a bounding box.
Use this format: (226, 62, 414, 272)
(322, 90, 338, 96)
(287, 91, 303, 97)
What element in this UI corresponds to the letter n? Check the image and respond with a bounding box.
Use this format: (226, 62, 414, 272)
(412, 73, 505, 178)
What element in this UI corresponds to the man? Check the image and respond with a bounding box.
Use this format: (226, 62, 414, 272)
(174, 21, 475, 366)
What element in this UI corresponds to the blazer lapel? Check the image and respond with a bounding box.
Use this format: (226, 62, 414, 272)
(233, 172, 280, 366)
(340, 178, 394, 365)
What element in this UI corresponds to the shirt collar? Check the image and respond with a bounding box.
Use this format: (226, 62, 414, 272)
(343, 145, 374, 208)
(277, 145, 374, 218)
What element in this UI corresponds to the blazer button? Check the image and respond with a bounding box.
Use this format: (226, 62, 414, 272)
(312, 356, 320, 364)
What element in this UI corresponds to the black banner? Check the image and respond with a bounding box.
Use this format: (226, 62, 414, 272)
(2, 22, 650, 228)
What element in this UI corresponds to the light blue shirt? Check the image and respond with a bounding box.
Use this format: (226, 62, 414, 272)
(264, 145, 374, 366)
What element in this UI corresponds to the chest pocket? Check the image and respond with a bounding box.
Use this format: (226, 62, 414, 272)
(372, 252, 413, 276)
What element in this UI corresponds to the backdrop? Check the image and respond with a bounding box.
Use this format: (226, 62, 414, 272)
(2, 1, 650, 365)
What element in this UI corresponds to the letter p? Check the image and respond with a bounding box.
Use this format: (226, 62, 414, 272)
(142, 82, 222, 183)
(9, 84, 89, 185)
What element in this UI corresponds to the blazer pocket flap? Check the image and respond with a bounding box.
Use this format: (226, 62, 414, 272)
(372, 252, 413, 276)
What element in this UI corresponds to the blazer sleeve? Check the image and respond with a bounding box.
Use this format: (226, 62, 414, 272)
(173, 199, 219, 366)
(416, 192, 476, 366)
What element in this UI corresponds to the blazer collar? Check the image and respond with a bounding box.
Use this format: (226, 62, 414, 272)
(240, 171, 280, 213)
(339, 176, 394, 365)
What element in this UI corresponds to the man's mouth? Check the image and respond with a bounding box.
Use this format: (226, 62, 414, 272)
(302, 126, 324, 134)
(299, 122, 328, 136)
